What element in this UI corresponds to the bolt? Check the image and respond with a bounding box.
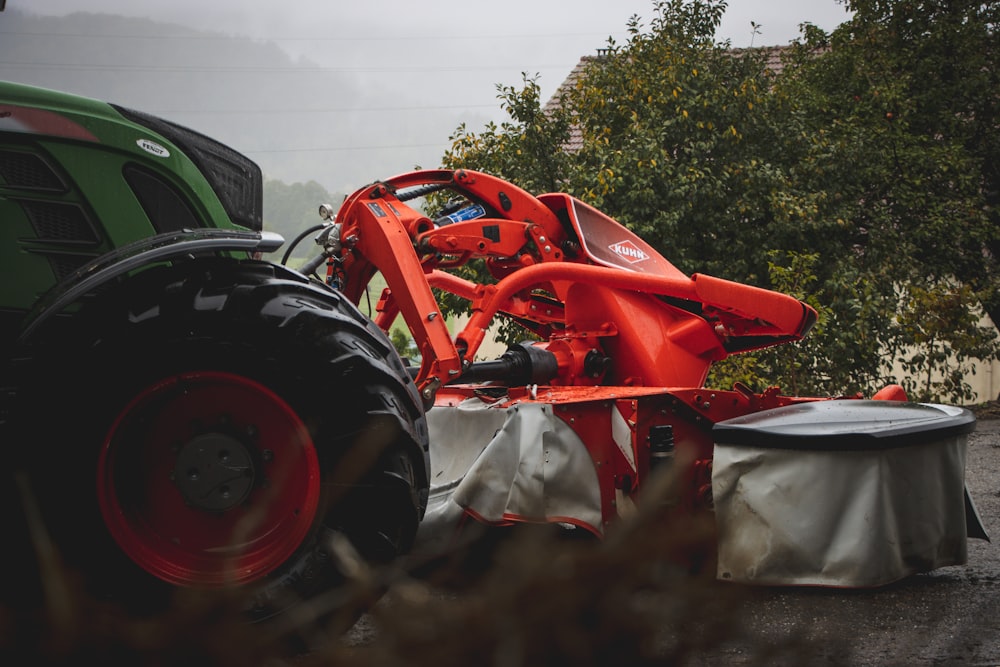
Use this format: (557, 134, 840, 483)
(262, 449, 274, 463)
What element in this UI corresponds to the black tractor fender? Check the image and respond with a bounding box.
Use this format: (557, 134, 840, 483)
(17, 228, 284, 345)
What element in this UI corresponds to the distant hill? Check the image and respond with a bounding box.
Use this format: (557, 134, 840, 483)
(263, 178, 339, 260)
(0, 9, 471, 192)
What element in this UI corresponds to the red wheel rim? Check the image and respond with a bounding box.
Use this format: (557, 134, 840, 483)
(97, 371, 321, 587)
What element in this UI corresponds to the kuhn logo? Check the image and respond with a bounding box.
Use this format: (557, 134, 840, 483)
(609, 240, 649, 264)
(136, 138, 170, 158)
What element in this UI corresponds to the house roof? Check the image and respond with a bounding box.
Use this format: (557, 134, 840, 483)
(543, 45, 793, 152)
(542, 54, 605, 151)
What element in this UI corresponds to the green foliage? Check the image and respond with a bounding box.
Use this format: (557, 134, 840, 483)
(442, 0, 1000, 403)
(767, 0, 1000, 401)
(389, 327, 415, 360)
(893, 281, 999, 403)
(707, 250, 897, 396)
(443, 74, 573, 194)
(560, 1, 792, 282)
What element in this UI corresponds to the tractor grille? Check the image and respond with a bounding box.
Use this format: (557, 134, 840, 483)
(19, 199, 100, 245)
(185, 144, 262, 230)
(0, 149, 67, 192)
(111, 104, 263, 231)
(45, 252, 97, 282)
(123, 163, 201, 233)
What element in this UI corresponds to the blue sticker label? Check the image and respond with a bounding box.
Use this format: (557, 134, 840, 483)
(444, 204, 486, 224)
(367, 202, 388, 218)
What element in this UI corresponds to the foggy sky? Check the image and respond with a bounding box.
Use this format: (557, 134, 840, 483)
(15, 1, 852, 99)
(1, 0, 852, 192)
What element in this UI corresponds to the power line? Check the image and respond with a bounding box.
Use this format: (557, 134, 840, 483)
(150, 103, 498, 114)
(245, 143, 447, 154)
(0, 60, 574, 73)
(0, 29, 623, 42)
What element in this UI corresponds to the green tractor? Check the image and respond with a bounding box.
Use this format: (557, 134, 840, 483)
(0, 80, 429, 627)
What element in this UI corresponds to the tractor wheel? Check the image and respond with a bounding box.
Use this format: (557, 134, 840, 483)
(14, 258, 428, 630)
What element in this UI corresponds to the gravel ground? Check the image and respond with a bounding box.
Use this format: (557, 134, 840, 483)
(343, 417, 1000, 667)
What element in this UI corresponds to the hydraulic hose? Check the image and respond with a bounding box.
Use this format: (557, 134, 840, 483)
(299, 252, 329, 277)
(281, 223, 326, 265)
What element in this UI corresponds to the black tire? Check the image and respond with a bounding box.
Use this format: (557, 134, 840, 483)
(12, 257, 428, 630)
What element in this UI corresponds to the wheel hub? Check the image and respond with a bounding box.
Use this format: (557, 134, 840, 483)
(173, 431, 255, 512)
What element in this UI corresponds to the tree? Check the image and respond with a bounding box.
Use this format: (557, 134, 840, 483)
(838, 1, 1000, 325)
(560, 2, 784, 281)
(770, 0, 1000, 398)
(442, 0, 999, 402)
(893, 279, 999, 402)
(445, 74, 573, 195)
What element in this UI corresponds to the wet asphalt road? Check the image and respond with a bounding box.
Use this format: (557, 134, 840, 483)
(346, 418, 1000, 666)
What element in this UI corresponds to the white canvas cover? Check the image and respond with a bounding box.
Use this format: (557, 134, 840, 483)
(712, 402, 973, 587)
(414, 397, 603, 553)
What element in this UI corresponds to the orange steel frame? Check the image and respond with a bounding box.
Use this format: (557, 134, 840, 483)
(326, 169, 834, 524)
(331, 169, 815, 393)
